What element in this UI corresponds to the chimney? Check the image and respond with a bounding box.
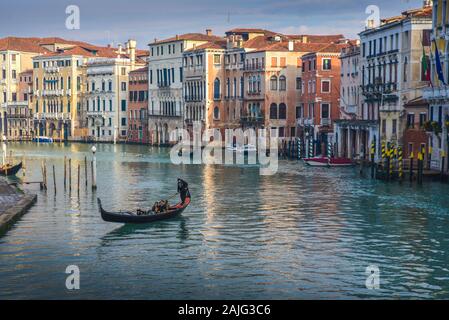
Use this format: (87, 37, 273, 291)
(206, 29, 212, 36)
(288, 40, 294, 51)
(127, 39, 137, 64)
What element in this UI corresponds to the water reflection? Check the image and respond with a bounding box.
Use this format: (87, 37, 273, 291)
(1, 143, 449, 299)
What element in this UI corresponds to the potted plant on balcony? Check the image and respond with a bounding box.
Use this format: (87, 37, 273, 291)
(432, 121, 443, 135)
(423, 120, 433, 132)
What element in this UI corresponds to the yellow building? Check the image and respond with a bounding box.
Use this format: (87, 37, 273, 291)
(32, 47, 89, 141)
(0, 37, 45, 137)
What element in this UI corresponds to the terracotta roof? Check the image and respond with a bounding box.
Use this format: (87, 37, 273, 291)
(381, 6, 432, 24)
(0, 37, 47, 53)
(151, 33, 224, 45)
(285, 34, 345, 43)
(184, 40, 227, 52)
(226, 28, 276, 36)
(130, 66, 148, 74)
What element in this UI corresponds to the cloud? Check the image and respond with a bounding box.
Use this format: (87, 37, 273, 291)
(0, 0, 427, 48)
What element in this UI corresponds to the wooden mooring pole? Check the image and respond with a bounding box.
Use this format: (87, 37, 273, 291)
(85, 156, 88, 187)
(53, 165, 57, 195)
(64, 156, 67, 190)
(69, 158, 72, 191)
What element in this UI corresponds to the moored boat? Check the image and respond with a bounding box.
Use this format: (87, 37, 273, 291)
(0, 162, 23, 176)
(304, 157, 354, 167)
(33, 136, 54, 143)
(98, 179, 191, 224)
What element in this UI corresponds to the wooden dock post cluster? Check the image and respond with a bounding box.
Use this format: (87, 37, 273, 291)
(29, 147, 99, 196)
(373, 141, 428, 184)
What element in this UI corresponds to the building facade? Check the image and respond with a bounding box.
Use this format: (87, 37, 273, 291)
(299, 44, 347, 156)
(359, 4, 432, 160)
(85, 40, 145, 143)
(424, 0, 449, 171)
(0, 37, 46, 138)
(128, 66, 149, 144)
(148, 31, 223, 145)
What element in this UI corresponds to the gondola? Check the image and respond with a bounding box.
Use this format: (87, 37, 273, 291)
(0, 162, 23, 176)
(98, 180, 191, 224)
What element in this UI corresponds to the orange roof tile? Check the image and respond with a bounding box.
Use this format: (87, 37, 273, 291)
(151, 33, 224, 45)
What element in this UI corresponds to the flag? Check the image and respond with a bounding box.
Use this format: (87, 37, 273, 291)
(422, 47, 431, 83)
(434, 40, 446, 85)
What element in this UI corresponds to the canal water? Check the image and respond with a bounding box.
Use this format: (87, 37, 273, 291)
(0, 142, 449, 300)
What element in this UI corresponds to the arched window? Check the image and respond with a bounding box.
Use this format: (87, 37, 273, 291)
(240, 77, 244, 98)
(233, 78, 237, 97)
(257, 75, 261, 92)
(226, 78, 230, 98)
(270, 103, 278, 119)
(214, 106, 220, 120)
(279, 76, 286, 91)
(270, 76, 278, 91)
(248, 77, 253, 93)
(278, 103, 287, 119)
(214, 78, 221, 99)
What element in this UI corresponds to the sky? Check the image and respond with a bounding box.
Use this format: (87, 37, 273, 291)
(0, 0, 426, 49)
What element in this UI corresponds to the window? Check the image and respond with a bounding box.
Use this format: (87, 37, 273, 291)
(296, 77, 302, 91)
(280, 57, 286, 68)
(296, 105, 303, 119)
(213, 106, 220, 120)
(214, 54, 221, 64)
(419, 113, 427, 127)
(270, 76, 278, 91)
(322, 58, 332, 70)
(214, 78, 221, 99)
(121, 118, 127, 126)
(407, 113, 415, 128)
(270, 103, 278, 119)
(121, 100, 126, 111)
(321, 80, 331, 93)
(392, 119, 397, 134)
(321, 103, 330, 119)
(278, 103, 287, 119)
(279, 76, 286, 91)
(12, 70, 16, 79)
(271, 57, 278, 68)
(121, 82, 127, 91)
(121, 67, 126, 76)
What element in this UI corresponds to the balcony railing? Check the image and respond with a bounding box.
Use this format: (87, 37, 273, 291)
(240, 116, 265, 125)
(321, 118, 331, 126)
(33, 112, 71, 121)
(243, 63, 265, 71)
(297, 118, 314, 126)
(148, 111, 182, 118)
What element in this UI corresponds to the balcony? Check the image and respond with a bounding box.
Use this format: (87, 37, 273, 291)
(423, 86, 449, 102)
(321, 118, 331, 127)
(297, 118, 314, 126)
(345, 105, 358, 114)
(34, 112, 71, 121)
(243, 63, 265, 71)
(45, 67, 60, 73)
(240, 116, 264, 125)
(42, 89, 64, 97)
(148, 111, 182, 118)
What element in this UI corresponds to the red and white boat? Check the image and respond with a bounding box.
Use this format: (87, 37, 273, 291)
(303, 157, 354, 167)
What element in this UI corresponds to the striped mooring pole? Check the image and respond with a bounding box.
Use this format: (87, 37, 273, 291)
(297, 138, 302, 160)
(327, 142, 332, 159)
(398, 146, 403, 181)
(389, 144, 395, 179)
(309, 138, 314, 158)
(381, 141, 386, 170)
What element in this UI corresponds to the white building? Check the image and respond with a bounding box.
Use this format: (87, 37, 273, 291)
(358, 5, 432, 157)
(85, 40, 145, 142)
